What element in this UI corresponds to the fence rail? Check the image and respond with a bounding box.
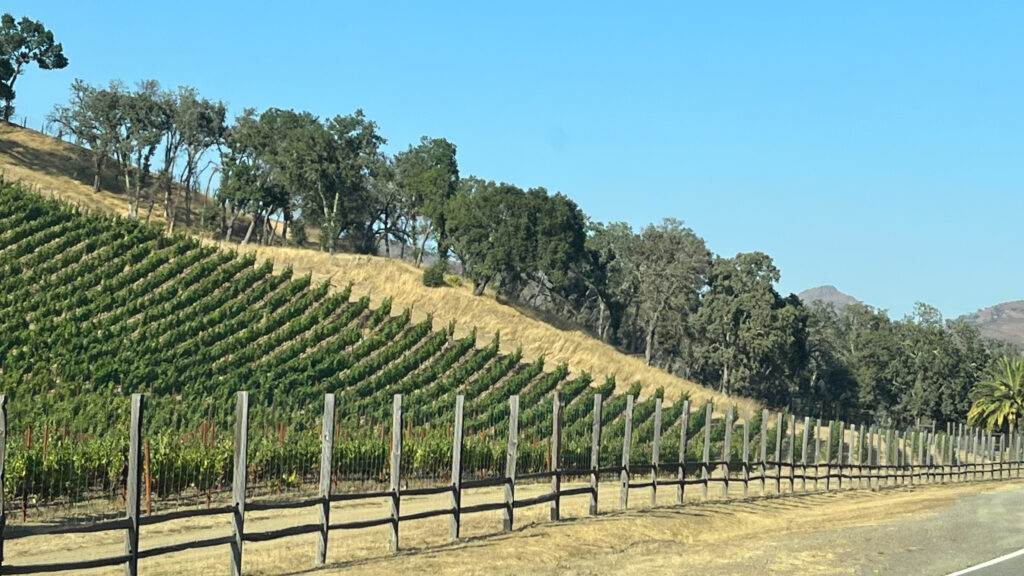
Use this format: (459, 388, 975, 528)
(0, 392, 1020, 575)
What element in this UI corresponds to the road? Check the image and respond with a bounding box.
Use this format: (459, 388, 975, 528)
(760, 481, 1024, 575)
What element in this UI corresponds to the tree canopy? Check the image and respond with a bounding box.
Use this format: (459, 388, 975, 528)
(0, 13, 67, 121)
(42, 65, 1014, 426)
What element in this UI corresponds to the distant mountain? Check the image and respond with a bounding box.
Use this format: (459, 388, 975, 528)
(798, 285, 860, 310)
(961, 301, 1024, 347)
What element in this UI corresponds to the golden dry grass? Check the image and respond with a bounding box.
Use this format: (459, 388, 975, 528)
(0, 121, 755, 411)
(7, 479, 1019, 576)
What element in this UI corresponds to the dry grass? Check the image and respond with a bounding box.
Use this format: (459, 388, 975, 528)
(0, 121, 755, 411)
(7, 479, 1018, 576)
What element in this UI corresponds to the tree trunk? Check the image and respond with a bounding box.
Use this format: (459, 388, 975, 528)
(721, 363, 730, 396)
(93, 156, 104, 193)
(2, 64, 22, 120)
(225, 211, 237, 243)
(163, 174, 173, 220)
(124, 168, 135, 219)
(644, 312, 659, 366)
(241, 217, 256, 245)
(472, 276, 491, 296)
(220, 201, 228, 239)
(416, 228, 429, 268)
(183, 165, 194, 225)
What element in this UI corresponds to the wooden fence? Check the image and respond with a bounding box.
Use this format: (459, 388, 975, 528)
(0, 392, 1021, 575)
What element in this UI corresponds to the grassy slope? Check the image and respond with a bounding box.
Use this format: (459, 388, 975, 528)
(0, 121, 752, 412)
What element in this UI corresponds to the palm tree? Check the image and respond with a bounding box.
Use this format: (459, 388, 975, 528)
(968, 356, 1024, 433)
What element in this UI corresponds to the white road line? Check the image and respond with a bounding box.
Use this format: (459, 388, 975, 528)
(946, 547, 1024, 576)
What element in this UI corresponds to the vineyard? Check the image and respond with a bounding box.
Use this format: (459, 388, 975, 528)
(0, 181, 747, 517)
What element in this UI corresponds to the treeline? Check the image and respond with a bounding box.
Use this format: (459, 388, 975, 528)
(45, 79, 1013, 427)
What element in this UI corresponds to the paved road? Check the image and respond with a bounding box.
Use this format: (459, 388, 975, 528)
(776, 482, 1024, 575)
(949, 550, 1024, 576)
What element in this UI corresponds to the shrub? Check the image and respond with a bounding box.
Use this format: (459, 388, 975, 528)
(422, 260, 447, 287)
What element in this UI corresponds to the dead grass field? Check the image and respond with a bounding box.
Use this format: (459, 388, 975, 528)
(7, 477, 1018, 576)
(0, 121, 754, 411)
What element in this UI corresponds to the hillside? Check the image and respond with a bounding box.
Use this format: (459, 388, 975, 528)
(961, 301, 1024, 347)
(798, 285, 860, 310)
(0, 120, 744, 411)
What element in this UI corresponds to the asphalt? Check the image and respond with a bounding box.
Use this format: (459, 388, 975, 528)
(771, 482, 1024, 575)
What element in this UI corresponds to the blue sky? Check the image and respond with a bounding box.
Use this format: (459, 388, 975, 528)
(6, 1, 1024, 319)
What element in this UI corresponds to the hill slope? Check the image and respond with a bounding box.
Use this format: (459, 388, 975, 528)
(961, 301, 1024, 347)
(0, 120, 746, 411)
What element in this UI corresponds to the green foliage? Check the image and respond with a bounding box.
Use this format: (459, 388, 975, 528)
(968, 356, 1024, 433)
(0, 183, 669, 504)
(1, 13, 68, 121)
(422, 260, 447, 287)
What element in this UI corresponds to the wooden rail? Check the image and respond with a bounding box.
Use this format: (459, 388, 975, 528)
(1, 391, 1021, 575)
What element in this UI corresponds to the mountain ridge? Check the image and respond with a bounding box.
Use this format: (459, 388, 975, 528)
(797, 285, 860, 310)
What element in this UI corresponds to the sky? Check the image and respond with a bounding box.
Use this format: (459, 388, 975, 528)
(6, 1, 1024, 320)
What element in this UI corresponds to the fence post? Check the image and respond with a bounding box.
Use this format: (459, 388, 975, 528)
(450, 395, 465, 539)
(858, 424, 866, 488)
(1011, 432, 1019, 477)
(722, 407, 733, 499)
(742, 410, 750, 499)
(938, 433, 945, 485)
(877, 425, 885, 487)
(677, 400, 690, 505)
(702, 401, 714, 501)
(913, 426, 921, 483)
(866, 426, 874, 488)
(954, 428, 960, 482)
(922, 429, 929, 484)
(0, 395, 6, 571)
(884, 426, 892, 483)
(550, 391, 562, 521)
(1001, 433, 1007, 480)
(125, 394, 143, 576)
(590, 394, 602, 515)
(800, 416, 810, 492)
(868, 426, 877, 489)
(896, 429, 903, 486)
(847, 422, 856, 490)
(984, 434, 989, 480)
(504, 395, 519, 531)
(144, 440, 152, 516)
(388, 394, 402, 552)
(651, 398, 663, 507)
(948, 432, 955, 483)
(760, 409, 768, 496)
(813, 419, 821, 491)
(882, 427, 890, 487)
(788, 414, 796, 494)
(774, 412, 783, 494)
(966, 428, 973, 481)
(877, 428, 884, 488)
(824, 421, 833, 491)
(317, 393, 336, 564)
(230, 391, 249, 576)
(620, 395, 634, 510)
